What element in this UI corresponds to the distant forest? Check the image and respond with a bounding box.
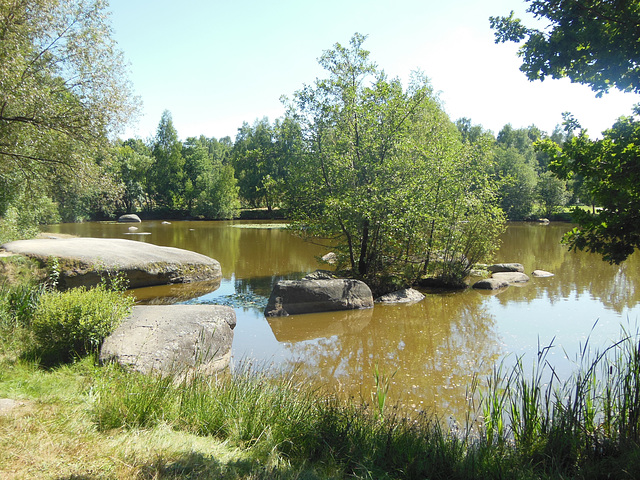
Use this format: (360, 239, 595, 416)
(23, 109, 578, 225)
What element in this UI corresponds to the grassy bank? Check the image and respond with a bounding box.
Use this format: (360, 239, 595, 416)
(2, 257, 640, 478)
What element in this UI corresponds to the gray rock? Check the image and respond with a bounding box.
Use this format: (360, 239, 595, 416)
(100, 305, 236, 377)
(375, 288, 425, 304)
(472, 278, 510, 290)
(492, 272, 530, 284)
(118, 214, 142, 223)
(321, 252, 338, 264)
(265, 278, 373, 316)
(532, 269, 555, 277)
(0, 237, 222, 290)
(487, 263, 525, 273)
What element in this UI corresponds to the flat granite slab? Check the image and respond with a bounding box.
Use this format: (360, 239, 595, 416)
(0, 237, 222, 290)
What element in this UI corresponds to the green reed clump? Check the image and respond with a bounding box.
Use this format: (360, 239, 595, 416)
(479, 328, 640, 478)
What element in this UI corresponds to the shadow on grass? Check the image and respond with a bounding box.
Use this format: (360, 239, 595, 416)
(131, 452, 326, 480)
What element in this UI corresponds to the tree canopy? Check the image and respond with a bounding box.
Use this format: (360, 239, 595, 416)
(538, 109, 640, 263)
(493, 0, 640, 262)
(490, 0, 640, 96)
(285, 34, 504, 288)
(0, 0, 137, 238)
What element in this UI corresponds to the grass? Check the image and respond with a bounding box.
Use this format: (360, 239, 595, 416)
(2, 263, 640, 478)
(3, 332, 640, 479)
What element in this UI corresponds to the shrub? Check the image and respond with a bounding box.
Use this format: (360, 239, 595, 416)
(30, 284, 133, 365)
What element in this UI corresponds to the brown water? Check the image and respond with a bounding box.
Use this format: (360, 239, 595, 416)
(44, 220, 640, 418)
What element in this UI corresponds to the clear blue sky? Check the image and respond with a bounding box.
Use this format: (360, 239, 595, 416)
(108, 0, 640, 142)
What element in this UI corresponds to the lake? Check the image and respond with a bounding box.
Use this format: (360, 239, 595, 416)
(44, 220, 640, 419)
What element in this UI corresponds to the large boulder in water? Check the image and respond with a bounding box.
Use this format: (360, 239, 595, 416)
(100, 305, 236, 376)
(0, 237, 222, 290)
(118, 214, 141, 223)
(492, 272, 530, 284)
(487, 263, 525, 273)
(265, 277, 373, 316)
(472, 277, 510, 290)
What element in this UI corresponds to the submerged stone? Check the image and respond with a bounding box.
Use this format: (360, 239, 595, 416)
(375, 288, 425, 304)
(472, 277, 510, 290)
(487, 263, 525, 273)
(492, 271, 530, 284)
(532, 269, 555, 277)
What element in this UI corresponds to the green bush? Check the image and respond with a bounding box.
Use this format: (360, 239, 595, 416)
(31, 284, 133, 365)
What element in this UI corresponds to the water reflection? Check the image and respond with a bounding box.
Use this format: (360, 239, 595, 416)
(266, 291, 501, 419)
(496, 223, 640, 313)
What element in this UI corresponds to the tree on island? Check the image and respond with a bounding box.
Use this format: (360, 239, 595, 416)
(492, 0, 640, 262)
(285, 34, 504, 289)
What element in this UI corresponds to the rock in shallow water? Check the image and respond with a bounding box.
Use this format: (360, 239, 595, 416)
(375, 288, 425, 304)
(265, 278, 373, 316)
(472, 277, 510, 290)
(0, 237, 222, 289)
(487, 263, 525, 273)
(491, 272, 530, 284)
(532, 269, 554, 277)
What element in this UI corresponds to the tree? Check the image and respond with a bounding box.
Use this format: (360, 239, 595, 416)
(231, 117, 300, 211)
(150, 111, 185, 211)
(536, 170, 569, 217)
(113, 139, 154, 213)
(286, 34, 504, 287)
(538, 108, 640, 263)
(492, 0, 640, 261)
(490, 1, 640, 96)
(183, 135, 240, 219)
(232, 118, 276, 209)
(0, 0, 137, 236)
(494, 146, 538, 219)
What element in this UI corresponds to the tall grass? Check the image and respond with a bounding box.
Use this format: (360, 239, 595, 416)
(92, 327, 640, 479)
(479, 327, 640, 477)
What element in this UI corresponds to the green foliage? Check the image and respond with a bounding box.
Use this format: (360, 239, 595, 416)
(286, 34, 504, 286)
(232, 117, 302, 211)
(0, 0, 137, 229)
(539, 107, 640, 263)
(494, 146, 538, 219)
(490, 1, 640, 96)
(192, 163, 241, 219)
(184, 135, 240, 219)
(30, 284, 133, 365)
(112, 139, 154, 213)
(150, 110, 186, 211)
(536, 170, 569, 217)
